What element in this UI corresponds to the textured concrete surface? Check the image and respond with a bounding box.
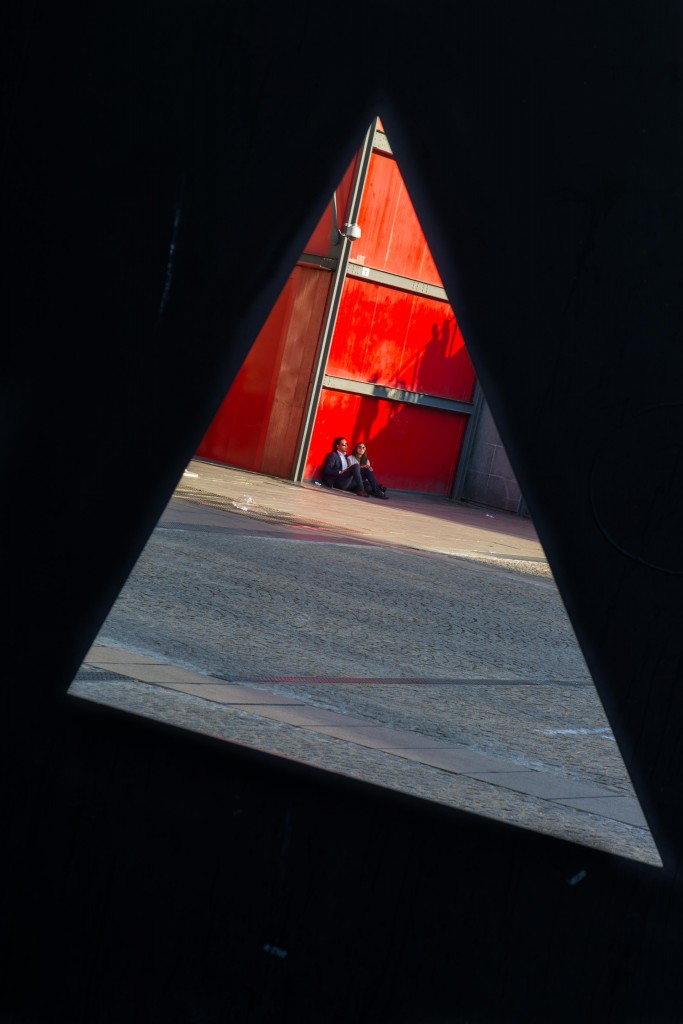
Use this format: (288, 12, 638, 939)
(70, 458, 661, 866)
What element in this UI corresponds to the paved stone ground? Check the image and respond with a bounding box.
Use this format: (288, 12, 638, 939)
(70, 461, 661, 866)
(104, 526, 580, 681)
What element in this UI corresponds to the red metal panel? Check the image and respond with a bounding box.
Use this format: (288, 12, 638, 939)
(259, 266, 332, 477)
(197, 265, 330, 472)
(306, 387, 467, 495)
(306, 131, 476, 496)
(301, 153, 360, 257)
(327, 276, 476, 402)
(199, 123, 476, 497)
(350, 151, 441, 285)
(196, 276, 295, 470)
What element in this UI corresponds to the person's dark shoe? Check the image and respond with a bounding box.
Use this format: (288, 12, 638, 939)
(374, 489, 389, 499)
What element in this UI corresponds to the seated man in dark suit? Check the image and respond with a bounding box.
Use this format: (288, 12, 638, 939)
(321, 437, 368, 496)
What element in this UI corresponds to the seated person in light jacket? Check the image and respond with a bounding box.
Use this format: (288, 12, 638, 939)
(347, 442, 388, 499)
(321, 437, 367, 496)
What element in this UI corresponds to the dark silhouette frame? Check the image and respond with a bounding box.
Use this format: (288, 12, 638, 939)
(3, 2, 683, 1020)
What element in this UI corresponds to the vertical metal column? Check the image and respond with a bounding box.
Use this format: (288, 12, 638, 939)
(450, 382, 485, 500)
(291, 120, 377, 482)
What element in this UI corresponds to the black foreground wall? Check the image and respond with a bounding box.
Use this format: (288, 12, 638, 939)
(3, 3, 683, 1021)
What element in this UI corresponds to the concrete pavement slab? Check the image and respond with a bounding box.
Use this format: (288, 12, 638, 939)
(228, 705, 376, 729)
(175, 458, 547, 563)
(85, 645, 167, 667)
(556, 796, 649, 828)
(310, 725, 455, 749)
(469, 770, 617, 800)
(382, 746, 533, 774)
(148, 682, 308, 706)
(100, 662, 220, 686)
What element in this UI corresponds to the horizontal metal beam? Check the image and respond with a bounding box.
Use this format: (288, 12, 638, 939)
(298, 252, 338, 271)
(346, 260, 449, 301)
(322, 375, 474, 414)
(373, 128, 393, 155)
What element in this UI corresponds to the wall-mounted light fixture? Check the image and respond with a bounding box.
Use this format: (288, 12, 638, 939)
(340, 222, 362, 241)
(330, 191, 361, 246)
(330, 221, 362, 245)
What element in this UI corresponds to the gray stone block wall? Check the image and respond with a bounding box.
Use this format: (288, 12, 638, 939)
(461, 401, 523, 513)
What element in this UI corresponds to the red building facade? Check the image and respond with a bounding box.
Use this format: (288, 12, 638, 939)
(196, 119, 479, 497)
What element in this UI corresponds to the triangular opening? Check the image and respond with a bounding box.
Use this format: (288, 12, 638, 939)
(68, 117, 661, 867)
